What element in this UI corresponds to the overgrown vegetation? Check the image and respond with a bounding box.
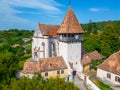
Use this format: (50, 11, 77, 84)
(0, 29, 33, 89)
(2, 74, 79, 90)
(92, 79, 112, 90)
(82, 20, 120, 57)
(91, 60, 104, 70)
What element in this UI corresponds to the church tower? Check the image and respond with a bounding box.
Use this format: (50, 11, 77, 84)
(57, 6, 84, 72)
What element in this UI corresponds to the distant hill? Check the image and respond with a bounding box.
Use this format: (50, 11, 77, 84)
(81, 20, 120, 31)
(0, 29, 33, 45)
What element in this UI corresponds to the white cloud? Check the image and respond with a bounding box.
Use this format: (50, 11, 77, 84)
(89, 8, 109, 12)
(89, 8, 100, 12)
(47, 15, 59, 18)
(0, 0, 63, 30)
(5, 0, 63, 12)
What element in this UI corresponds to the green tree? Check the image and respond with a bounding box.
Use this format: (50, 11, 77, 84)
(3, 76, 79, 90)
(0, 50, 18, 84)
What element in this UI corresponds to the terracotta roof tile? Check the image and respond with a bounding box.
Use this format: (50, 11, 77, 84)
(22, 57, 67, 73)
(98, 51, 120, 75)
(38, 24, 59, 37)
(81, 50, 104, 65)
(88, 50, 104, 60)
(57, 6, 84, 34)
(23, 61, 40, 73)
(81, 55, 92, 65)
(39, 56, 67, 72)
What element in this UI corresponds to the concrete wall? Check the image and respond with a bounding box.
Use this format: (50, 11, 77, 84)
(97, 68, 120, 85)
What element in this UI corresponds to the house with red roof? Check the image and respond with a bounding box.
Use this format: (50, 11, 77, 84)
(97, 51, 120, 86)
(81, 50, 104, 72)
(17, 57, 68, 79)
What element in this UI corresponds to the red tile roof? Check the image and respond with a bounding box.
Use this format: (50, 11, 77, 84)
(98, 51, 120, 75)
(57, 6, 84, 34)
(81, 55, 92, 65)
(87, 51, 104, 60)
(23, 61, 40, 73)
(38, 24, 59, 38)
(39, 57, 67, 72)
(22, 57, 67, 73)
(81, 50, 104, 65)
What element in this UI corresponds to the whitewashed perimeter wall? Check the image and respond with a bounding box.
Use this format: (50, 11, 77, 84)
(97, 68, 120, 85)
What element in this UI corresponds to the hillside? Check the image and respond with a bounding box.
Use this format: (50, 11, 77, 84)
(81, 20, 120, 31)
(82, 20, 120, 57)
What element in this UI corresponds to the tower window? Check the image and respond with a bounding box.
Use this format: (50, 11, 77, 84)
(75, 35, 79, 39)
(60, 35, 62, 39)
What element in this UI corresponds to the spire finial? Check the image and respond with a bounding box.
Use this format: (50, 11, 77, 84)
(69, 0, 71, 6)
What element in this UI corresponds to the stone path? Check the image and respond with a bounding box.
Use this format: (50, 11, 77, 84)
(74, 76, 87, 90)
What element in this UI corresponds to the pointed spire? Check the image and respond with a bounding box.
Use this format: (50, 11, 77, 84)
(57, 6, 84, 34)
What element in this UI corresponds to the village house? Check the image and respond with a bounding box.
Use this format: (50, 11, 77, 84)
(18, 6, 85, 80)
(22, 38, 31, 43)
(12, 44, 20, 48)
(97, 51, 120, 86)
(16, 57, 68, 79)
(82, 50, 104, 72)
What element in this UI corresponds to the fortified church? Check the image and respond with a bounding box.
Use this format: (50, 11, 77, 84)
(18, 6, 85, 80)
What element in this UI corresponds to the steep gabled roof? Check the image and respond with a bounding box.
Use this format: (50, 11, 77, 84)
(39, 56, 67, 72)
(81, 50, 104, 65)
(57, 6, 84, 34)
(22, 57, 67, 73)
(38, 24, 60, 37)
(88, 51, 105, 60)
(98, 51, 120, 75)
(81, 55, 91, 65)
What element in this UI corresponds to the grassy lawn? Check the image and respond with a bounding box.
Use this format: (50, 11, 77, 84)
(92, 79, 112, 90)
(87, 69, 112, 90)
(18, 54, 31, 69)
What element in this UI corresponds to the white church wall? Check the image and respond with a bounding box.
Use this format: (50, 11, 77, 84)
(43, 36, 49, 58)
(59, 42, 68, 61)
(59, 41, 82, 72)
(32, 29, 49, 61)
(68, 42, 81, 64)
(49, 38, 59, 57)
(68, 42, 82, 72)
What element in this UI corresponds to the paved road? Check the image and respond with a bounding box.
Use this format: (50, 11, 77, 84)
(74, 76, 87, 90)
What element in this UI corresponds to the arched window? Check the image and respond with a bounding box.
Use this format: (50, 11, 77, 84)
(60, 35, 62, 40)
(75, 35, 79, 39)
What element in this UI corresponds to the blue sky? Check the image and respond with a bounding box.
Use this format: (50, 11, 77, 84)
(0, 0, 120, 30)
